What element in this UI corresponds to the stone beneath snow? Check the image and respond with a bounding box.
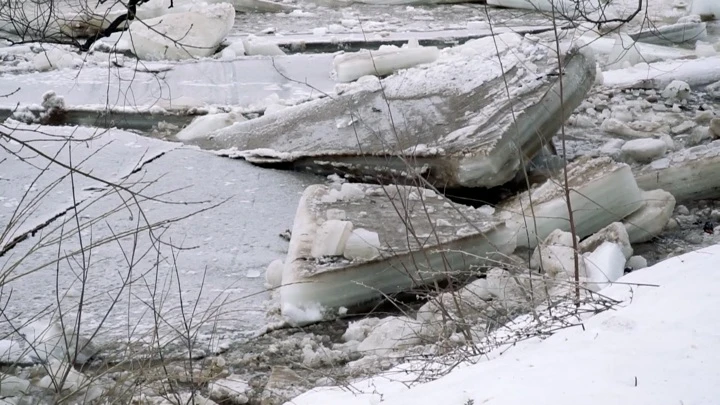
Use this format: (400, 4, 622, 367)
(579, 222, 633, 260)
(357, 316, 423, 356)
(629, 21, 707, 45)
(125, 3, 235, 60)
(622, 189, 676, 243)
(621, 138, 668, 163)
(635, 140, 720, 202)
(334, 46, 440, 82)
(626, 255, 648, 270)
(500, 157, 644, 249)
(584, 242, 626, 292)
(189, 34, 596, 189)
(279, 184, 517, 324)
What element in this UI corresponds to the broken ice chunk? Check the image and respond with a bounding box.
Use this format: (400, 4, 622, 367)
(189, 35, 597, 189)
(584, 242, 626, 292)
(176, 112, 246, 141)
(343, 228, 381, 261)
(635, 140, 720, 202)
(127, 3, 235, 60)
(311, 220, 354, 257)
(333, 46, 440, 83)
(242, 35, 286, 56)
(280, 184, 517, 324)
(266, 259, 284, 289)
(620, 138, 667, 163)
(622, 189, 676, 243)
(500, 157, 644, 249)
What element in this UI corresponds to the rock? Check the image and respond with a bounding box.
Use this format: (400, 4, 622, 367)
(580, 222, 633, 260)
(0, 374, 30, 396)
(626, 255, 648, 270)
(208, 375, 250, 405)
(710, 118, 720, 138)
(357, 316, 423, 356)
(622, 189, 676, 243)
(661, 80, 691, 100)
(621, 138, 667, 163)
(261, 367, 305, 405)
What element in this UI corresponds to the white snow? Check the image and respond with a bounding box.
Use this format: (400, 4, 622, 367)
(289, 244, 720, 405)
(125, 3, 235, 61)
(176, 112, 246, 141)
(333, 46, 440, 82)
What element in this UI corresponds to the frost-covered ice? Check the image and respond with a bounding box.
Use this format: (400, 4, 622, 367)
(124, 3, 235, 61)
(635, 140, 720, 202)
(279, 183, 518, 324)
(333, 45, 440, 82)
(187, 34, 596, 188)
(501, 157, 645, 249)
(289, 244, 720, 405)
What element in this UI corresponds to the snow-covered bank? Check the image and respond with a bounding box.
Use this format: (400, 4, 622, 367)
(289, 243, 720, 405)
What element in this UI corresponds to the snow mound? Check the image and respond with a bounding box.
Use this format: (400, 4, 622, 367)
(127, 3, 235, 61)
(290, 244, 720, 405)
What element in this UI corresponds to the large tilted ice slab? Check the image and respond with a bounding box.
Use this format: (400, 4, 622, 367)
(499, 157, 645, 249)
(629, 22, 707, 46)
(280, 184, 518, 324)
(603, 57, 720, 89)
(635, 140, 720, 202)
(195, 34, 597, 189)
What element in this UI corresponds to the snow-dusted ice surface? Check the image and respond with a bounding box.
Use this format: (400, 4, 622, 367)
(0, 55, 335, 110)
(1, 126, 318, 343)
(289, 243, 720, 405)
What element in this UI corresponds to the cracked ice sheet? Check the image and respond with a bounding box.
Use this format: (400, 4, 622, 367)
(0, 122, 179, 252)
(0, 146, 318, 344)
(0, 54, 335, 110)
